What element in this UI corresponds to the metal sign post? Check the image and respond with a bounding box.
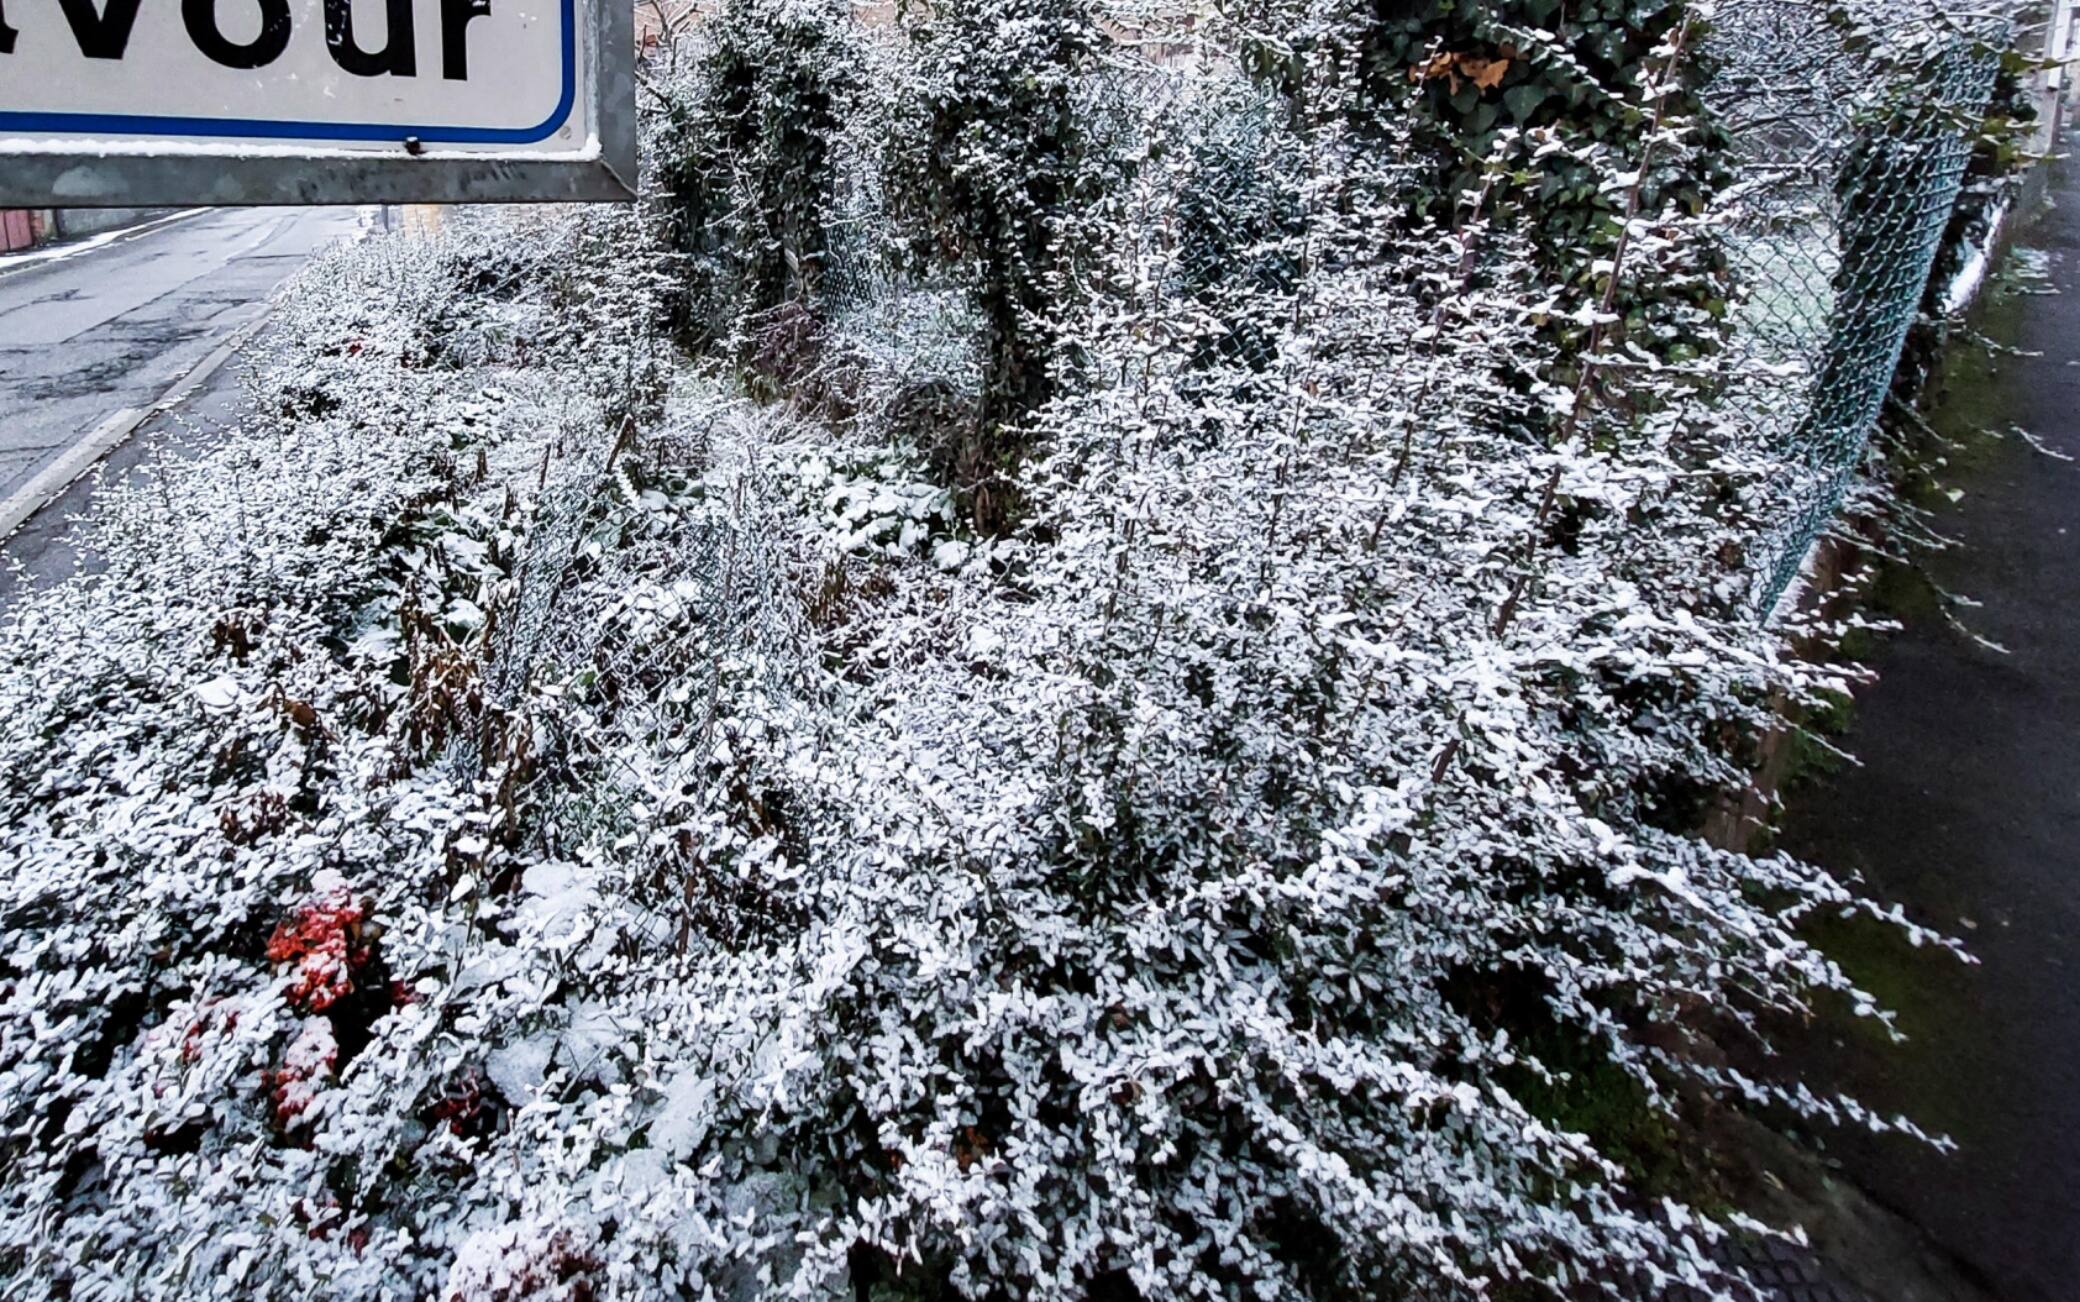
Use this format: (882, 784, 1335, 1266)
(0, 0, 634, 205)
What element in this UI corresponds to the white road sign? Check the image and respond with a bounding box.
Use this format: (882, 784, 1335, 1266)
(0, 0, 633, 204)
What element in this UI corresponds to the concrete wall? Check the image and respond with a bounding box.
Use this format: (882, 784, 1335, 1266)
(52, 208, 179, 240)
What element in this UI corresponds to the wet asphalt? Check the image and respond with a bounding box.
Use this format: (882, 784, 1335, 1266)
(1779, 153, 2080, 1300)
(0, 206, 363, 503)
(0, 206, 363, 602)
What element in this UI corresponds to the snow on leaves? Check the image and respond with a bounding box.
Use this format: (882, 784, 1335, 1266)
(0, 1, 1960, 1299)
(265, 882, 370, 1016)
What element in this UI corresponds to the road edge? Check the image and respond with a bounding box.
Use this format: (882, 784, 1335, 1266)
(0, 208, 208, 284)
(0, 313, 264, 543)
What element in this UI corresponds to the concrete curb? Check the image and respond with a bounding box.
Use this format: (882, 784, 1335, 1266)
(0, 312, 265, 543)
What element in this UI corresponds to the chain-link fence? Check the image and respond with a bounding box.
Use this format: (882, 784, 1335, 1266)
(771, 0, 2023, 621)
(1703, 0, 2014, 614)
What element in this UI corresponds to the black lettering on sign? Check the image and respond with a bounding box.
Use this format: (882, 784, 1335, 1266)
(182, 0, 291, 68)
(326, 0, 416, 77)
(0, 0, 502, 81)
(57, 0, 146, 59)
(441, 0, 490, 80)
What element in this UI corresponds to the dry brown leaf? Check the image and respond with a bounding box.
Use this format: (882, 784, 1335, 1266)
(1461, 55, 1511, 90)
(1409, 52, 1459, 87)
(1409, 51, 1511, 95)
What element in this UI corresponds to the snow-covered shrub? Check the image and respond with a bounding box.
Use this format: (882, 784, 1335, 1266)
(0, 2, 1956, 1299)
(1231, 0, 1728, 313)
(882, 0, 1139, 527)
(817, 286, 989, 476)
(651, 0, 863, 372)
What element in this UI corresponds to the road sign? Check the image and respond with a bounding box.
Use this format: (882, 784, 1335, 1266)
(0, 0, 634, 205)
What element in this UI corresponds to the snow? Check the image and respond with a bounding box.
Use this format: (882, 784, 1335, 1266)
(484, 1036, 555, 1107)
(191, 674, 243, 712)
(0, 2, 1979, 1298)
(649, 1069, 718, 1160)
(1941, 199, 2012, 316)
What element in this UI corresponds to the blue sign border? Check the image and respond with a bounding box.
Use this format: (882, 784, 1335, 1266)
(0, 0, 576, 145)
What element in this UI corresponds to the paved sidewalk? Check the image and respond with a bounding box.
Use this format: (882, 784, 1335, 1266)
(1778, 148, 2080, 1301)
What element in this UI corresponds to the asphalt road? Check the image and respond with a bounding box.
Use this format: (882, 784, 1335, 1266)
(0, 206, 365, 506)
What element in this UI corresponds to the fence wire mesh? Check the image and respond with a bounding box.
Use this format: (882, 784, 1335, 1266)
(1702, 0, 2013, 613)
(788, 1, 2023, 622)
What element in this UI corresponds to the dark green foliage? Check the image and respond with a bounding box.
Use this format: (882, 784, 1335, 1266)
(1173, 93, 1304, 375)
(883, 0, 1130, 529)
(652, 0, 859, 373)
(1232, 0, 1725, 307)
(1369, 0, 1719, 268)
